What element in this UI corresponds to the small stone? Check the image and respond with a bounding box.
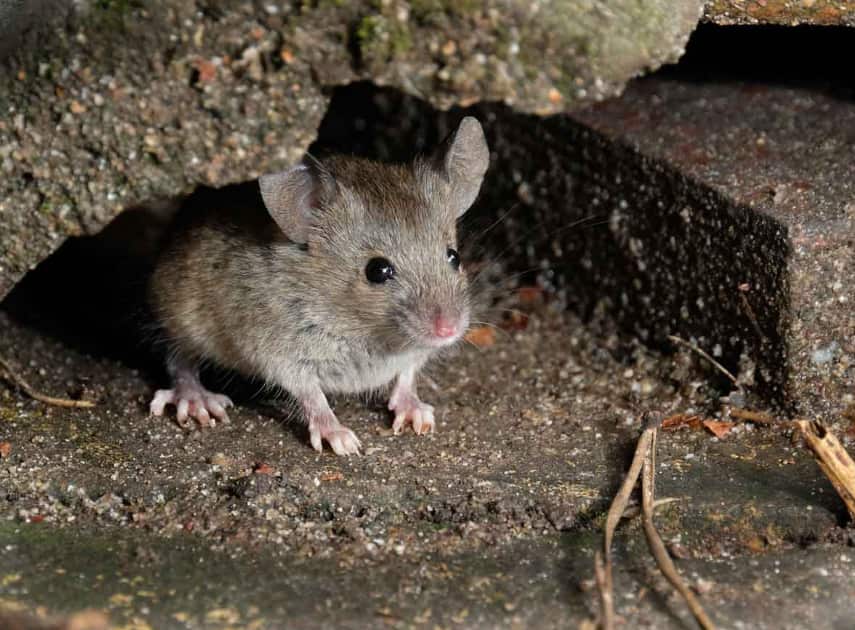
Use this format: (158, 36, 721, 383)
(548, 88, 563, 104)
(70, 100, 86, 114)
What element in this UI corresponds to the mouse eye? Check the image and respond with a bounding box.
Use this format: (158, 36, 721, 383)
(365, 257, 396, 284)
(446, 248, 461, 271)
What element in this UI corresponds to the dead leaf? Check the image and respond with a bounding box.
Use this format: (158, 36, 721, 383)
(702, 420, 735, 438)
(464, 326, 495, 347)
(502, 311, 529, 331)
(320, 470, 343, 482)
(0, 442, 10, 458)
(280, 48, 295, 64)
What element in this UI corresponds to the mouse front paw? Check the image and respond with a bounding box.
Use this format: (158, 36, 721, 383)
(308, 414, 362, 456)
(149, 387, 233, 428)
(389, 396, 435, 436)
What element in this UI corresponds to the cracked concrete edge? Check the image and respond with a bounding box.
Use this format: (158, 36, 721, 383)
(0, 0, 708, 301)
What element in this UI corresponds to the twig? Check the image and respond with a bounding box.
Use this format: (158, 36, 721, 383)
(796, 420, 855, 521)
(596, 415, 658, 630)
(0, 355, 95, 409)
(725, 407, 783, 426)
(667, 335, 738, 385)
(641, 426, 716, 630)
(594, 551, 614, 630)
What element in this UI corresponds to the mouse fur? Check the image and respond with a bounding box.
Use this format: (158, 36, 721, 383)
(148, 117, 490, 455)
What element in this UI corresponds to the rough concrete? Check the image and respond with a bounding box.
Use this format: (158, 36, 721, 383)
(0, 0, 706, 302)
(571, 76, 855, 424)
(1, 17, 854, 630)
(1, 288, 854, 628)
(704, 0, 855, 26)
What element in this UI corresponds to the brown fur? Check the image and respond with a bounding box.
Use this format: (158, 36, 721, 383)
(149, 118, 489, 400)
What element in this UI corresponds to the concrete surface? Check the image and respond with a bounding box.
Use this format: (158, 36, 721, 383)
(1, 18, 854, 630)
(571, 75, 855, 424)
(1, 292, 854, 628)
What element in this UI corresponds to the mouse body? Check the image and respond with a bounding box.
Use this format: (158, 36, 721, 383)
(148, 117, 490, 455)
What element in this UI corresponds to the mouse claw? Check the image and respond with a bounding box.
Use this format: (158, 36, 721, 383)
(149, 386, 233, 429)
(327, 428, 362, 456)
(390, 399, 435, 436)
(308, 413, 362, 456)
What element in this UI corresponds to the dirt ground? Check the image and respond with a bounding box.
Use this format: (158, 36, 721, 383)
(1, 284, 853, 628)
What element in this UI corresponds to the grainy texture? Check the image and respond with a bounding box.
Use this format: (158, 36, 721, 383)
(1, 300, 854, 628)
(572, 76, 855, 422)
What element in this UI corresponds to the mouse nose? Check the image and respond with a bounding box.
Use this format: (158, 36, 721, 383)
(432, 314, 459, 339)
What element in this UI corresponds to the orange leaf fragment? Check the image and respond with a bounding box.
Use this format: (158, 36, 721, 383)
(464, 326, 495, 347)
(702, 420, 735, 439)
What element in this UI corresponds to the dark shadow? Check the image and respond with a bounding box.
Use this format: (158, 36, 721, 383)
(1, 200, 174, 376)
(659, 23, 855, 101)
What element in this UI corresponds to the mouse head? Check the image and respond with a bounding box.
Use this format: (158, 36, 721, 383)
(259, 117, 490, 352)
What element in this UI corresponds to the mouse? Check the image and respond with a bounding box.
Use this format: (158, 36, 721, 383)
(147, 117, 490, 455)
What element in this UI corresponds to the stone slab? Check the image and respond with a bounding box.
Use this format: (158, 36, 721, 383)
(572, 76, 855, 421)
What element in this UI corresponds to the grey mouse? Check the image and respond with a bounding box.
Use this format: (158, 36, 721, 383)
(148, 117, 489, 455)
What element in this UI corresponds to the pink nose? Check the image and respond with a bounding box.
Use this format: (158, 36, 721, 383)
(433, 316, 458, 339)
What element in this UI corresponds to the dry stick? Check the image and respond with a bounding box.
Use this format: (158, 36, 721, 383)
(593, 551, 614, 630)
(0, 355, 94, 409)
(667, 335, 738, 385)
(725, 407, 783, 426)
(597, 416, 658, 630)
(641, 426, 716, 630)
(796, 420, 855, 521)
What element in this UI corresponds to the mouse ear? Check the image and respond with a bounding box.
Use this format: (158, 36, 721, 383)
(431, 116, 490, 218)
(258, 162, 332, 243)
